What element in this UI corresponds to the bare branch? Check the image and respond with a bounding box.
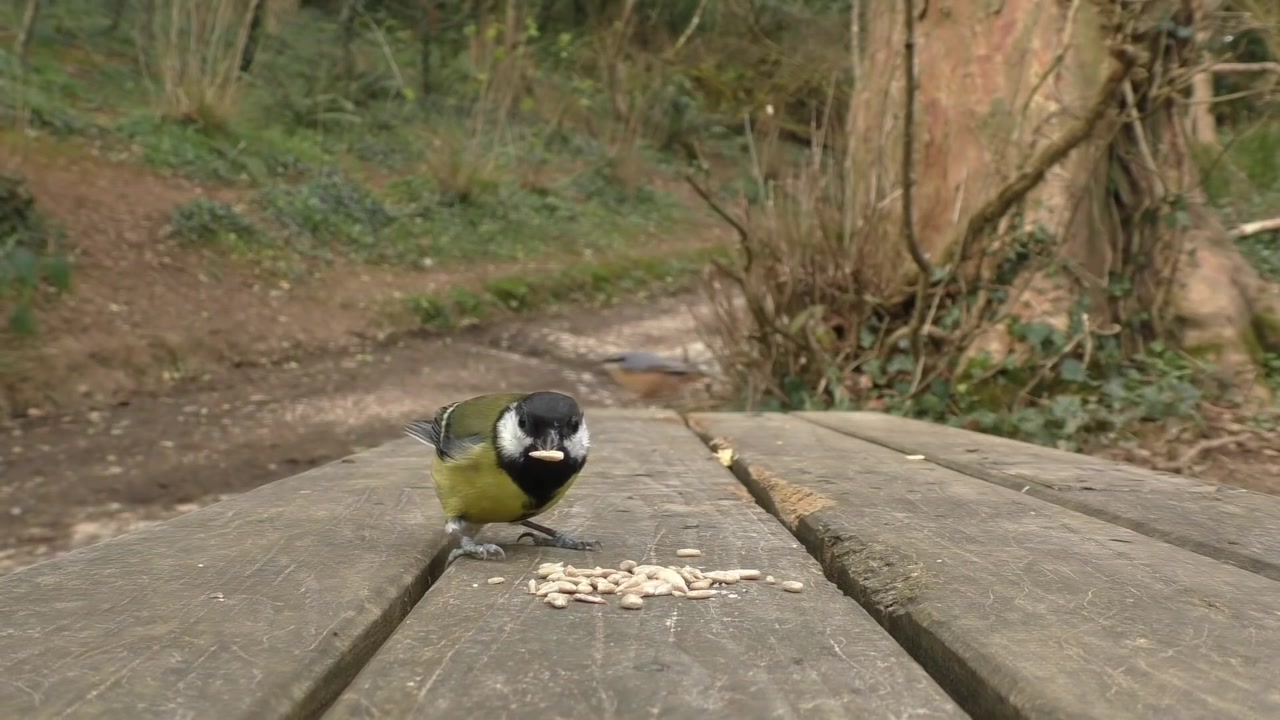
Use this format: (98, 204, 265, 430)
(1229, 217, 1280, 239)
(685, 174, 750, 246)
(666, 0, 709, 59)
(1156, 433, 1253, 473)
(900, 0, 932, 279)
(1210, 61, 1280, 74)
(901, 0, 936, 397)
(951, 46, 1139, 268)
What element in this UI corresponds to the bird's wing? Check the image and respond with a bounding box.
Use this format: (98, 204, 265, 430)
(404, 403, 451, 453)
(611, 351, 700, 375)
(406, 392, 524, 460)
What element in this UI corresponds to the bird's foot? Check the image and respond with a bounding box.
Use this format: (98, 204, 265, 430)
(448, 536, 506, 563)
(516, 531, 601, 552)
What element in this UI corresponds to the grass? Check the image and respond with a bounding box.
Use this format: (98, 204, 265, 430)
(406, 245, 726, 332)
(165, 159, 687, 272)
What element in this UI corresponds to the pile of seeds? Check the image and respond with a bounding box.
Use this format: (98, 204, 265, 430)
(495, 549, 806, 610)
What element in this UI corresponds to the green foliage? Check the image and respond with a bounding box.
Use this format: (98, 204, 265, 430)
(932, 340, 1206, 452)
(407, 247, 725, 331)
(0, 176, 72, 336)
(1239, 232, 1280, 282)
(112, 115, 328, 183)
(392, 169, 682, 264)
(0, 48, 94, 136)
(170, 198, 262, 248)
(752, 317, 1210, 453)
(257, 170, 397, 259)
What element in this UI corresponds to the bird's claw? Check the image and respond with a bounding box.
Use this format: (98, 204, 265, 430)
(517, 531, 601, 551)
(448, 539, 506, 563)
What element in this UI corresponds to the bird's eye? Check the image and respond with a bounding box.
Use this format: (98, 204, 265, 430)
(517, 414, 528, 432)
(567, 417, 580, 433)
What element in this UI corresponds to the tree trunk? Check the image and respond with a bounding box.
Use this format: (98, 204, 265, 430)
(238, 0, 267, 72)
(702, 0, 1280, 411)
(135, 0, 155, 67)
(105, 0, 128, 34)
(852, 0, 1280, 395)
(14, 0, 43, 65)
(338, 0, 360, 86)
(416, 0, 435, 98)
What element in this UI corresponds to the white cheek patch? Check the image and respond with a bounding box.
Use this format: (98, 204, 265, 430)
(565, 420, 590, 460)
(495, 407, 532, 462)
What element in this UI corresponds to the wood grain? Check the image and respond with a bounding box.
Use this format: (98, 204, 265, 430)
(795, 411, 1280, 582)
(689, 412, 1280, 720)
(323, 409, 966, 720)
(0, 442, 449, 720)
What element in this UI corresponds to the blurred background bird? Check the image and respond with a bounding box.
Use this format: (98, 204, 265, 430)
(600, 350, 709, 401)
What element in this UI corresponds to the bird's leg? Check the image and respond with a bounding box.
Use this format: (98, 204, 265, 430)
(445, 517, 505, 563)
(517, 519, 602, 552)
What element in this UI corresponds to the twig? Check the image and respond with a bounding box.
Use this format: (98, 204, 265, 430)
(666, 0, 708, 59)
(1229, 217, 1280, 239)
(902, 0, 932, 396)
(1015, 333, 1085, 406)
(360, 8, 408, 98)
(841, 0, 861, 251)
(1210, 61, 1280, 75)
(1122, 79, 1166, 198)
(1177, 86, 1273, 105)
(900, 0, 931, 280)
(1157, 433, 1251, 473)
(685, 174, 751, 251)
(1016, 0, 1082, 145)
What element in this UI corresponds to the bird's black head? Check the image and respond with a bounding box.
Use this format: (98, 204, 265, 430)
(496, 392, 587, 458)
(494, 391, 589, 510)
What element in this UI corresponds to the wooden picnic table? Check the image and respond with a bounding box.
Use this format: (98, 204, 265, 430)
(1, 409, 1278, 719)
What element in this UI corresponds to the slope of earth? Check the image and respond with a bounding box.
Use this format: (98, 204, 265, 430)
(0, 136, 729, 417)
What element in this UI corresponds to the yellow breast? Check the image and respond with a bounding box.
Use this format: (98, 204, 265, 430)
(431, 445, 579, 524)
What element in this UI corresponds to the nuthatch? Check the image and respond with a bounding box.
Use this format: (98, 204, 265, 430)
(600, 351, 707, 400)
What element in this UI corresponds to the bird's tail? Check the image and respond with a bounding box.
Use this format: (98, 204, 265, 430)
(404, 420, 439, 448)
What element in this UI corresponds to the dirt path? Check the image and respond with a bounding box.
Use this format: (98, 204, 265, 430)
(0, 295, 711, 575)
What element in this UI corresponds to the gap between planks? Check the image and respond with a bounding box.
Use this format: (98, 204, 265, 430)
(683, 412, 1280, 720)
(790, 410, 1280, 583)
(679, 413, 988, 717)
(322, 410, 965, 720)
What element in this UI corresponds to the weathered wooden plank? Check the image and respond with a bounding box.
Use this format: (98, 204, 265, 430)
(0, 442, 449, 720)
(689, 412, 1280, 720)
(795, 411, 1280, 582)
(324, 410, 966, 720)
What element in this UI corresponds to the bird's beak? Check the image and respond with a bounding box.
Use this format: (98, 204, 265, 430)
(528, 449, 565, 462)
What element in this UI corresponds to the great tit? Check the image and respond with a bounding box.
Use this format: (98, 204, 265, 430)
(404, 391, 598, 563)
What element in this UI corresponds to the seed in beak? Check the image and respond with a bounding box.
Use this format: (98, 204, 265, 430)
(528, 450, 565, 462)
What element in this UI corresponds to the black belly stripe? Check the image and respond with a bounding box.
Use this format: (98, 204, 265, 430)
(499, 454, 585, 513)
